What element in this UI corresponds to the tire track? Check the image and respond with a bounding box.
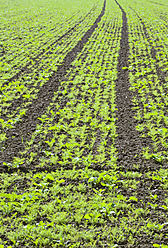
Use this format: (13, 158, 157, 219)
(114, 2, 168, 246)
(0, 0, 106, 169)
(1, 6, 96, 88)
(114, 0, 163, 172)
(114, 0, 148, 170)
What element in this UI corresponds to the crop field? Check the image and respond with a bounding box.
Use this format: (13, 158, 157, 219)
(0, 0, 168, 247)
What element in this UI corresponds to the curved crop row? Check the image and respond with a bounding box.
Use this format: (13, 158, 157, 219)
(6, 12, 121, 172)
(0, 6, 97, 120)
(0, 0, 100, 80)
(113, 1, 168, 246)
(0, 0, 167, 247)
(0, 1, 136, 247)
(0, 5, 103, 152)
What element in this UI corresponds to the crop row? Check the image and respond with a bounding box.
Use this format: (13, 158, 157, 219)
(0, 0, 168, 247)
(2, 0, 120, 171)
(0, 3, 103, 148)
(126, 3, 168, 164)
(117, 1, 168, 245)
(0, 0, 101, 80)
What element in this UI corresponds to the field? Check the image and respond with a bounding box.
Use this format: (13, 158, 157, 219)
(0, 0, 168, 247)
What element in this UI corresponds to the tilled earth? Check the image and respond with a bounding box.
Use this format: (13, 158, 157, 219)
(0, 0, 168, 247)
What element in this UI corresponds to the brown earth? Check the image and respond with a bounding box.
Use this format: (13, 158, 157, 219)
(0, 0, 167, 246)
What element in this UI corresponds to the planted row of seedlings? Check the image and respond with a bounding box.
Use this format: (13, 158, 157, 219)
(127, 7, 168, 163)
(0, 1, 134, 247)
(0, 4, 102, 151)
(0, 0, 168, 247)
(0, 7, 96, 116)
(0, 0, 100, 80)
(115, 1, 168, 246)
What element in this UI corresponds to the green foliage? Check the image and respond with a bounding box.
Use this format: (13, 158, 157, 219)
(0, 0, 167, 246)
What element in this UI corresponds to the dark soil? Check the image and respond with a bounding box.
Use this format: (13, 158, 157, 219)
(1, 6, 98, 123)
(1, 0, 167, 247)
(2, 6, 96, 88)
(114, 1, 168, 246)
(114, 0, 154, 171)
(0, 0, 106, 170)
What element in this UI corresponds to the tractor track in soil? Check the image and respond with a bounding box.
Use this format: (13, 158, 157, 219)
(114, 1, 168, 245)
(0, 20, 118, 175)
(0, 0, 106, 172)
(1, 6, 96, 88)
(114, 0, 154, 172)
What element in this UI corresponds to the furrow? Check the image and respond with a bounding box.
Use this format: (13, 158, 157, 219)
(1, 9, 95, 121)
(114, 2, 168, 245)
(1, 7, 96, 88)
(0, 0, 106, 168)
(114, 0, 153, 171)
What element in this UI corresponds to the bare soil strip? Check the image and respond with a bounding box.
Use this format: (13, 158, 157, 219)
(114, 0, 153, 171)
(1, 6, 96, 88)
(114, 2, 168, 245)
(0, 0, 106, 170)
(1, 7, 96, 123)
